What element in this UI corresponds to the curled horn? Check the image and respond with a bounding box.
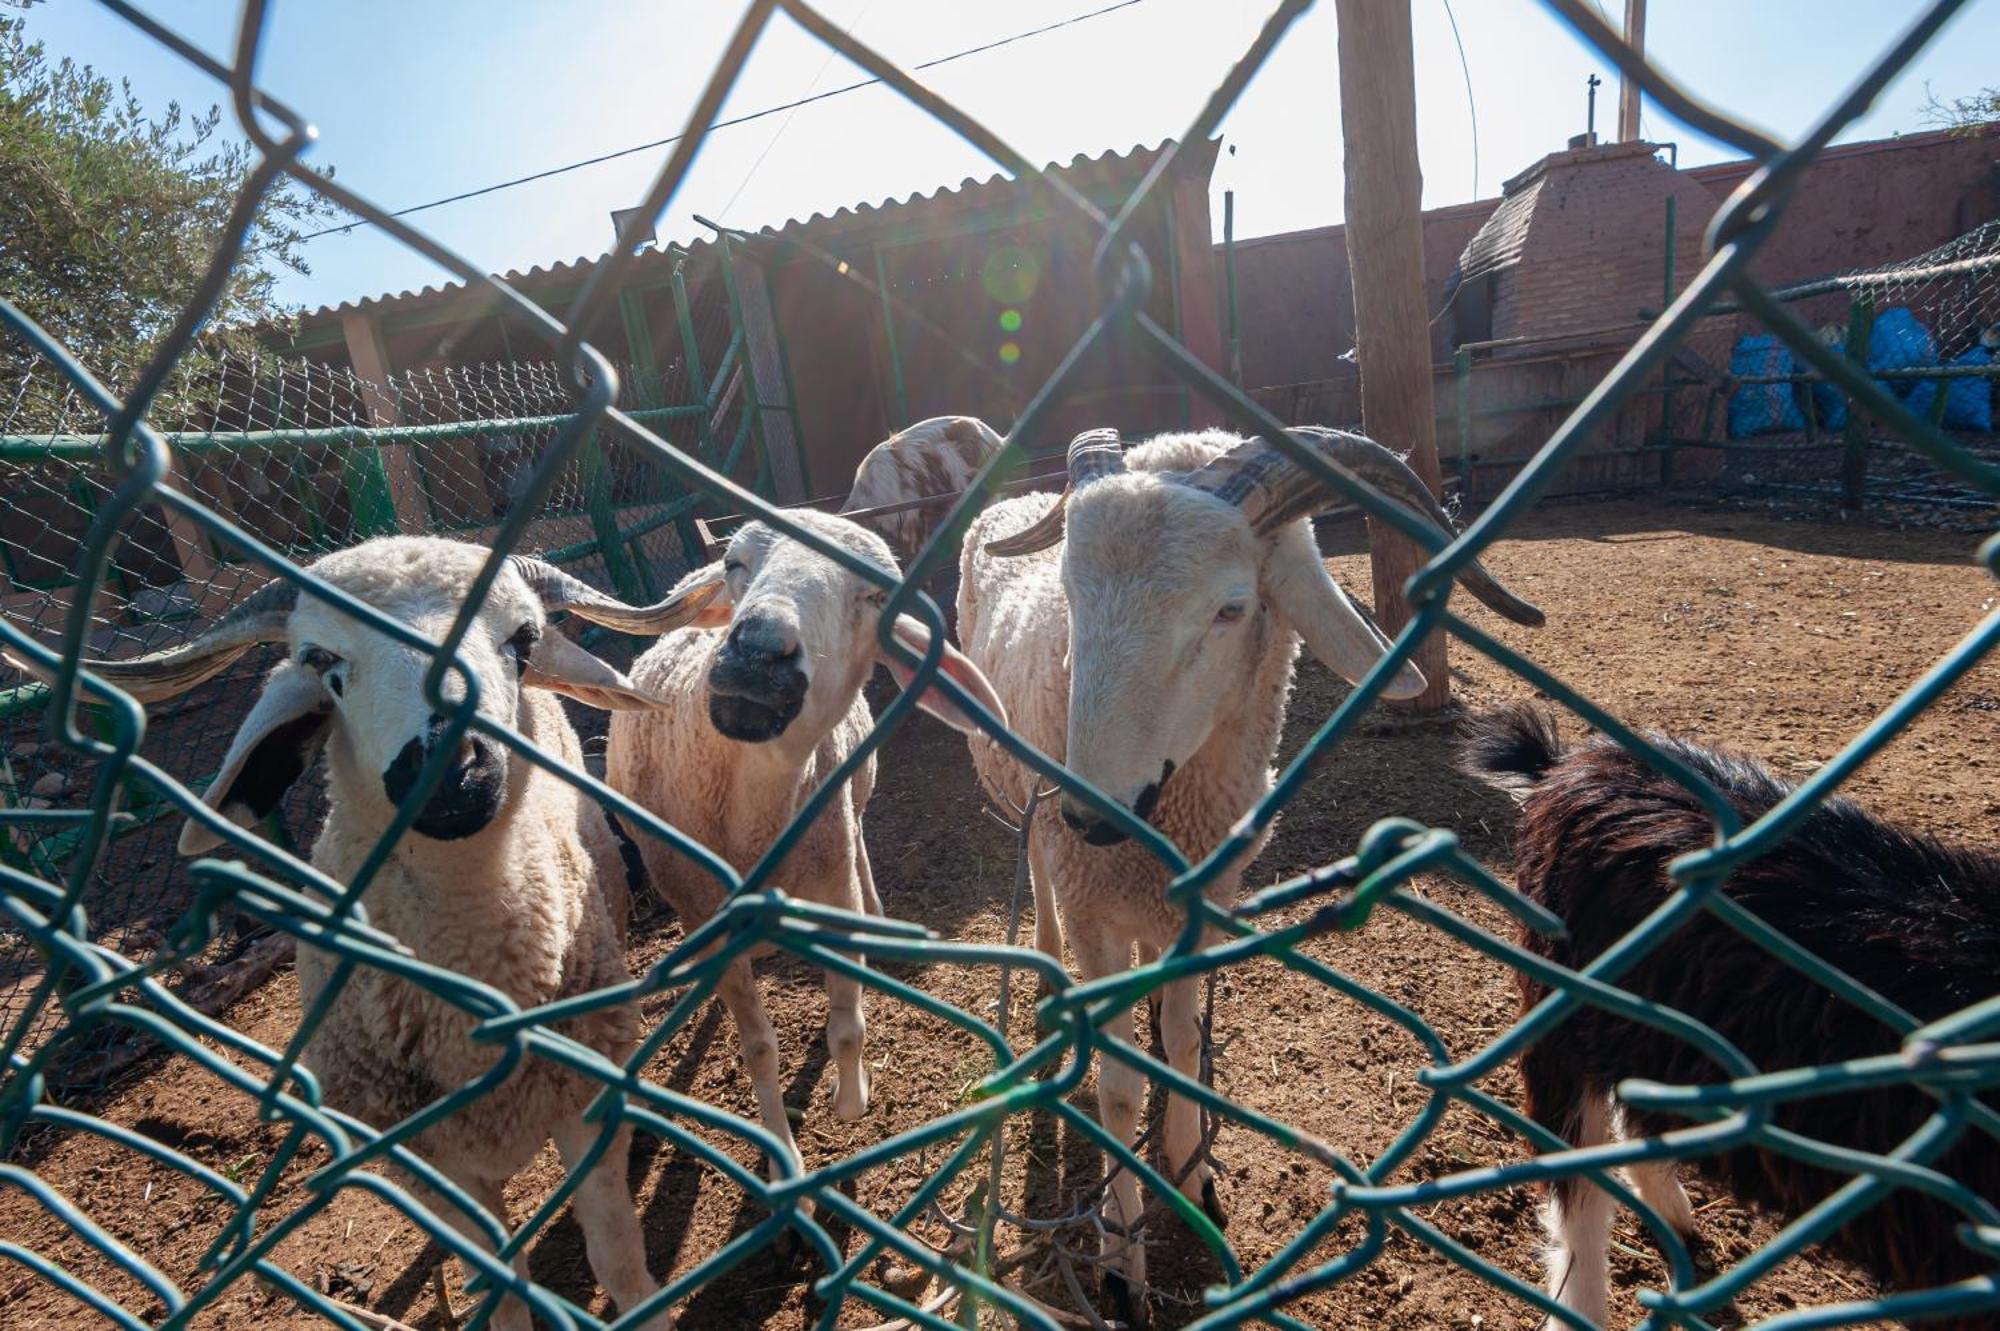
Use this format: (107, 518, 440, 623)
(509, 555, 726, 635)
(1184, 428, 1547, 627)
(984, 427, 1126, 557)
(42, 578, 299, 703)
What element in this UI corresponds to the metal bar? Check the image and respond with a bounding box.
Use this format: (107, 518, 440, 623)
(874, 247, 909, 424)
(0, 403, 707, 460)
(1839, 294, 1878, 511)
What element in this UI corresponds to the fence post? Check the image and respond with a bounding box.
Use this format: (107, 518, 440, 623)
(1454, 347, 1473, 500)
(1336, 0, 1450, 712)
(337, 311, 431, 532)
(1224, 190, 1243, 388)
(577, 435, 645, 602)
(1839, 294, 1877, 511)
(719, 234, 811, 502)
(1656, 193, 1680, 491)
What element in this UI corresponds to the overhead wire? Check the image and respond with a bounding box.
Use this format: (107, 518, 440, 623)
(297, 0, 1151, 242)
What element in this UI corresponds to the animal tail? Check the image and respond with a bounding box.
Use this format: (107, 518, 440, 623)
(1459, 703, 1566, 802)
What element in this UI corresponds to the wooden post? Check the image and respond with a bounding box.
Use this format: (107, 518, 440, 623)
(1169, 171, 1227, 429)
(1618, 0, 1647, 143)
(1335, 0, 1450, 712)
(338, 311, 430, 532)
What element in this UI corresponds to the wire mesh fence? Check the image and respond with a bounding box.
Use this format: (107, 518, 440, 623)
(2, 2, 1998, 1330)
(1698, 219, 2000, 525)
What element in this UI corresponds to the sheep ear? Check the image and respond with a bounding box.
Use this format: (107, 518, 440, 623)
(524, 629, 670, 710)
(878, 616, 1007, 735)
(1264, 530, 1427, 700)
(180, 663, 333, 856)
(663, 561, 734, 631)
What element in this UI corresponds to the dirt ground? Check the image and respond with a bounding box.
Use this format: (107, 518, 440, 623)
(4, 499, 1997, 1330)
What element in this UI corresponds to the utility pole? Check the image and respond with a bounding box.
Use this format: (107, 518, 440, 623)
(1618, 0, 1647, 141)
(1335, 0, 1450, 713)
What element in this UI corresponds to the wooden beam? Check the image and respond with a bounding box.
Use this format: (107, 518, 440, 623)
(1169, 172, 1228, 429)
(338, 311, 431, 532)
(1336, 0, 1450, 712)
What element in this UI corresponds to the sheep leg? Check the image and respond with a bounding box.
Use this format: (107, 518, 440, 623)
(1028, 828, 1066, 977)
(823, 965, 871, 1122)
(1522, 1044, 1614, 1331)
(1159, 974, 1225, 1230)
(1626, 1158, 1696, 1238)
(426, 1173, 530, 1331)
(853, 826, 885, 917)
(1135, 940, 1162, 1051)
(1074, 925, 1147, 1330)
(713, 957, 810, 1213)
(552, 1117, 668, 1327)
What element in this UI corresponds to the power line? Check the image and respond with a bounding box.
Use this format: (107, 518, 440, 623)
(1439, 0, 1478, 199)
(299, 0, 1150, 243)
(715, 0, 882, 225)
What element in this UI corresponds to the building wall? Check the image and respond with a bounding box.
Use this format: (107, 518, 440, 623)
(1689, 128, 1999, 289)
(1222, 200, 1491, 391)
(1220, 128, 2000, 392)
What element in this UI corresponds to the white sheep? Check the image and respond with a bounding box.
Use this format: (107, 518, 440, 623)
(605, 509, 1002, 1190)
(840, 415, 1004, 559)
(958, 426, 1546, 1324)
(58, 536, 706, 1331)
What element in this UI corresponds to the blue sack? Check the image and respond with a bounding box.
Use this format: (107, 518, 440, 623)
(1868, 306, 1939, 413)
(1807, 379, 1847, 431)
(1943, 345, 1993, 432)
(1728, 334, 1804, 438)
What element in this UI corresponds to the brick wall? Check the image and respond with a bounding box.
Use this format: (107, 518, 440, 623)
(1221, 128, 2000, 392)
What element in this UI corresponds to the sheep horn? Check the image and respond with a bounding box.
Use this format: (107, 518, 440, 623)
(1182, 428, 1546, 627)
(19, 578, 300, 704)
(983, 427, 1125, 557)
(509, 555, 727, 635)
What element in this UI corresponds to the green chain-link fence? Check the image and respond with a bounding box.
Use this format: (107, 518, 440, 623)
(2, 1, 1998, 1329)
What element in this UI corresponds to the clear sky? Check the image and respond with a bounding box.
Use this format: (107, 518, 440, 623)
(24, 1, 2000, 314)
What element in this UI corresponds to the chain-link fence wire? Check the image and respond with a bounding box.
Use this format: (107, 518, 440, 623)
(2, 1, 1999, 1329)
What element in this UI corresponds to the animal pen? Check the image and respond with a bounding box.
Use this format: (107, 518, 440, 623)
(3, 3, 1999, 1331)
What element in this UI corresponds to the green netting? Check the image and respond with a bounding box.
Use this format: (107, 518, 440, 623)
(2, 1, 1998, 1329)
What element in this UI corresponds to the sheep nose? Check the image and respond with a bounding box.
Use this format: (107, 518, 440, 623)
(728, 613, 801, 662)
(382, 720, 490, 808)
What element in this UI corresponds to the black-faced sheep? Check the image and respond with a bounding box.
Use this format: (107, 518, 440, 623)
(1462, 704, 2000, 1330)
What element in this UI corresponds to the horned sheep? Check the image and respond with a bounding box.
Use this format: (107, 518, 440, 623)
(606, 509, 1002, 1187)
(958, 426, 1547, 1323)
(52, 537, 696, 1330)
(1463, 704, 2000, 1330)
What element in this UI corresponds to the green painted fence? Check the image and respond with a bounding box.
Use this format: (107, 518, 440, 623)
(2, 2, 1998, 1329)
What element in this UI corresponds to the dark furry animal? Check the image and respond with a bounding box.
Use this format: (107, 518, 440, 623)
(1462, 704, 2000, 1328)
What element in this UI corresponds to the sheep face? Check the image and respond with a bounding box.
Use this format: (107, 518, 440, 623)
(703, 516, 898, 744)
(14, 536, 683, 857)
(666, 511, 1002, 747)
(280, 550, 551, 841)
(1055, 477, 1277, 843)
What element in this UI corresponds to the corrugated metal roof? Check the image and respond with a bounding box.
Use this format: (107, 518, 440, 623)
(302, 139, 1211, 322)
